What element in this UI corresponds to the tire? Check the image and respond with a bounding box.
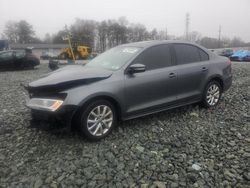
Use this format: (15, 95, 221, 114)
(77, 100, 117, 140)
(201, 80, 222, 108)
(75, 53, 80, 60)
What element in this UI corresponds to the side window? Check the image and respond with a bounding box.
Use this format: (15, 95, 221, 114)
(198, 49, 209, 61)
(15, 51, 25, 58)
(174, 44, 201, 64)
(133, 45, 172, 70)
(0, 51, 13, 61)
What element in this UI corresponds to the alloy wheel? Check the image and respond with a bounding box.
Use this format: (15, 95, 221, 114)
(206, 84, 220, 106)
(86, 105, 113, 136)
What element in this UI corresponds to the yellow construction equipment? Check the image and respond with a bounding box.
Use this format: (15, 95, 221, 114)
(59, 34, 92, 60)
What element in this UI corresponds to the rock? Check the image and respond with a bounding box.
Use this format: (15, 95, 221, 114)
(242, 153, 250, 158)
(224, 169, 236, 179)
(140, 183, 149, 188)
(187, 173, 198, 183)
(236, 133, 243, 139)
(105, 152, 115, 162)
(243, 172, 250, 181)
(226, 154, 235, 159)
(34, 178, 43, 188)
(170, 182, 178, 188)
(153, 181, 166, 188)
(45, 176, 53, 184)
(192, 164, 201, 171)
(228, 141, 236, 147)
(50, 182, 57, 188)
(190, 112, 199, 118)
(136, 145, 145, 152)
(83, 168, 93, 179)
(117, 163, 125, 170)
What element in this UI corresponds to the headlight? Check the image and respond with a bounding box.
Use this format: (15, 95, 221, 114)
(26, 98, 63, 112)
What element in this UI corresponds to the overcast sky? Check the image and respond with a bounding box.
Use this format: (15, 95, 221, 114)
(0, 0, 250, 42)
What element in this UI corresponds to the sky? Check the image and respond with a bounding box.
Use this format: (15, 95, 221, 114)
(0, 0, 250, 42)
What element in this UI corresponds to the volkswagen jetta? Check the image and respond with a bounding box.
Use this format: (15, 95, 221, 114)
(26, 41, 232, 140)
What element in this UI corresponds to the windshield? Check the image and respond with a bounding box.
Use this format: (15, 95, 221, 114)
(86, 46, 141, 70)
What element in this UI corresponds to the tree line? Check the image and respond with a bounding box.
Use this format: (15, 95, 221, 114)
(1, 17, 249, 52)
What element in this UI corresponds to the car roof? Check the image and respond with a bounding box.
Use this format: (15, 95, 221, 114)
(121, 40, 202, 48)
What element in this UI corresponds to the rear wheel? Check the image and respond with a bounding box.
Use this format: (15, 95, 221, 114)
(74, 53, 80, 60)
(202, 81, 222, 108)
(77, 100, 117, 140)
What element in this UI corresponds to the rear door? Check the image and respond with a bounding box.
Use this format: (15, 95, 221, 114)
(173, 44, 210, 102)
(124, 44, 178, 115)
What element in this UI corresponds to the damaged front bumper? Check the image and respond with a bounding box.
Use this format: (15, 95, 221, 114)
(29, 105, 78, 128)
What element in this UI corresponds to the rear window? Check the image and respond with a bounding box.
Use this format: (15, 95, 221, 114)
(199, 49, 209, 61)
(174, 44, 208, 64)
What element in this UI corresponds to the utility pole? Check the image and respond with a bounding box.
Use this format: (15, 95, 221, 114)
(165, 27, 168, 40)
(185, 13, 190, 41)
(218, 25, 221, 48)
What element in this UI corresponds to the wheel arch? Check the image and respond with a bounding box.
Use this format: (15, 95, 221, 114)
(71, 94, 123, 127)
(206, 75, 224, 92)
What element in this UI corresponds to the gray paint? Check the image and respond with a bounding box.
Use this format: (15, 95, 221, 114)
(27, 40, 232, 120)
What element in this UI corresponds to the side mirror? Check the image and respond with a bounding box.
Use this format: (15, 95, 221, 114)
(128, 64, 146, 74)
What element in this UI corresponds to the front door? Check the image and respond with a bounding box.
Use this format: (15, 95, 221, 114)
(124, 44, 178, 116)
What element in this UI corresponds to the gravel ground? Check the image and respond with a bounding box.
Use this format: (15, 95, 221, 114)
(0, 62, 249, 188)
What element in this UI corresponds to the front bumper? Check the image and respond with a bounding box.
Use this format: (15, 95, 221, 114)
(30, 105, 78, 128)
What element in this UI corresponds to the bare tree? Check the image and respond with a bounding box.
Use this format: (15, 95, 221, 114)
(17, 20, 35, 43)
(70, 19, 97, 47)
(3, 20, 35, 43)
(4, 21, 19, 43)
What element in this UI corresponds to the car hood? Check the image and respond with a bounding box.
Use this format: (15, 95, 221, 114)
(28, 65, 113, 93)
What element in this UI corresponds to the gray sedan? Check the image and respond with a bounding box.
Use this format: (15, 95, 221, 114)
(26, 40, 232, 140)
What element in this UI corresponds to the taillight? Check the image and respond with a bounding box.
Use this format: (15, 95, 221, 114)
(227, 59, 232, 65)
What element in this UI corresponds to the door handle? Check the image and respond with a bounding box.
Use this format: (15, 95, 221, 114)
(202, 67, 208, 72)
(169, 72, 176, 78)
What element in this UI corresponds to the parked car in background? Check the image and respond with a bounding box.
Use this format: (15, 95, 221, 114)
(26, 40, 232, 140)
(243, 52, 250, 62)
(219, 49, 234, 57)
(230, 50, 250, 61)
(0, 49, 40, 70)
(40, 51, 57, 60)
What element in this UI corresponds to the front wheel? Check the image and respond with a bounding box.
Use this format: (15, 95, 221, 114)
(77, 100, 117, 140)
(201, 81, 222, 108)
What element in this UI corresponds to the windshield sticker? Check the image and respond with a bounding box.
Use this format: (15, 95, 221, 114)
(122, 48, 139, 53)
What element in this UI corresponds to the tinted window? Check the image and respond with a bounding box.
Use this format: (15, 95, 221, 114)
(133, 45, 172, 70)
(199, 49, 209, 61)
(15, 51, 25, 58)
(0, 51, 13, 60)
(174, 44, 201, 64)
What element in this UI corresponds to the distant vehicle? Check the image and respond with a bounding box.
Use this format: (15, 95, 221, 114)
(0, 40, 9, 51)
(58, 46, 92, 60)
(230, 50, 250, 61)
(220, 49, 234, 57)
(26, 40, 232, 140)
(88, 52, 99, 60)
(0, 50, 40, 70)
(243, 54, 250, 62)
(40, 51, 57, 60)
